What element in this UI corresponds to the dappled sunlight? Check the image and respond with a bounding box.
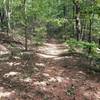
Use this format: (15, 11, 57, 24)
(6, 62, 21, 67)
(37, 42, 69, 60)
(0, 51, 9, 55)
(4, 71, 21, 78)
(6, 62, 13, 66)
(36, 53, 57, 58)
(54, 56, 72, 60)
(13, 56, 20, 60)
(48, 77, 56, 82)
(0, 37, 100, 100)
(43, 43, 58, 46)
(33, 76, 68, 89)
(14, 62, 21, 66)
(34, 81, 47, 86)
(77, 71, 86, 75)
(0, 91, 14, 98)
(96, 48, 100, 53)
(20, 77, 32, 83)
(43, 43, 68, 47)
(43, 73, 50, 77)
(38, 43, 68, 56)
(35, 63, 45, 67)
(0, 44, 8, 51)
(0, 44, 10, 57)
(3, 71, 33, 83)
(94, 91, 100, 99)
(0, 39, 100, 100)
(0, 87, 16, 99)
(55, 76, 64, 83)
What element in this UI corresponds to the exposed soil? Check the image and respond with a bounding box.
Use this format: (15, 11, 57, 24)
(0, 38, 100, 100)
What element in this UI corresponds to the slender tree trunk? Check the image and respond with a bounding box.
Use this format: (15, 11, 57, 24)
(24, 24, 28, 51)
(7, 12, 11, 33)
(73, 4, 75, 36)
(23, 0, 28, 51)
(88, 19, 92, 54)
(4, 0, 8, 34)
(63, 5, 66, 35)
(0, 8, 5, 32)
(98, 38, 100, 49)
(4, 0, 11, 35)
(82, 25, 86, 41)
(74, 1, 81, 41)
(81, 19, 86, 40)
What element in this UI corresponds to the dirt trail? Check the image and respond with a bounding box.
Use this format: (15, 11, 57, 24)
(34, 40, 100, 100)
(37, 42, 68, 57)
(0, 40, 100, 100)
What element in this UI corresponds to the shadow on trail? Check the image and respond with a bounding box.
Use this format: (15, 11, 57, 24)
(0, 38, 100, 100)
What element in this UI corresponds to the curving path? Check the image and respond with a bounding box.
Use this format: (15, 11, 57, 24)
(0, 39, 100, 100)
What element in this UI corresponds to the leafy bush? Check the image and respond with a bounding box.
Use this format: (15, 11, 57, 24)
(47, 18, 68, 27)
(66, 38, 99, 57)
(33, 26, 46, 45)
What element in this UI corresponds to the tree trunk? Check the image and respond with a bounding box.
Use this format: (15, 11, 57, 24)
(81, 19, 86, 40)
(73, 4, 75, 36)
(23, 0, 28, 51)
(4, 0, 11, 35)
(98, 38, 100, 49)
(0, 8, 5, 32)
(88, 19, 92, 54)
(74, 1, 81, 41)
(63, 5, 66, 35)
(25, 26, 28, 51)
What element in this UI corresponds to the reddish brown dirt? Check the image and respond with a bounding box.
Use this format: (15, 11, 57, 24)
(0, 40, 100, 100)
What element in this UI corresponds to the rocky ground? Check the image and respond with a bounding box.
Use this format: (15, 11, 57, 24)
(0, 38, 100, 100)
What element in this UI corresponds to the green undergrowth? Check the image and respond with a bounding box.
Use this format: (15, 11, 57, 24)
(65, 38, 100, 72)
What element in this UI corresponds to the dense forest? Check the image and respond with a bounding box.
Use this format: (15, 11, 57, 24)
(0, 0, 100, 100)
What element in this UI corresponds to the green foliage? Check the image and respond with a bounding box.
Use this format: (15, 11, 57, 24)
(33, 26, 46, 45)
(0, 0, 99, 54)
(65, 84, 76, 96)
(35, 26, 46, 34)
(10, 43, 16, 48)
(47, 18, 67, 27)
(66, 38, 83, 49)
(66, 39, 99, 56)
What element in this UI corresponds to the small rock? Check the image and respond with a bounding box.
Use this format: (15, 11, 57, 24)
(34, 81, 47, 86)
(7, 62, 13, 66)
(34, 67, 39, 71)
(43, 73, 50, 77)
(56, 76, 64, 83)
(66, 77, 70, 80)
(0, 91, 15, 98)
(4, 72, 20, 78)
(83, 91, 93, 100)
(40, 81, 47, 86)
(35, 63, 45, 67)
(0, 44, 8, 51)
(23, 77, 32, 82)
(94, 91, 100, 100)
(48, 77, 56, 82)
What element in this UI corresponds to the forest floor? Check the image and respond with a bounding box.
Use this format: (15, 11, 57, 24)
(0, 36, 100, 100)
